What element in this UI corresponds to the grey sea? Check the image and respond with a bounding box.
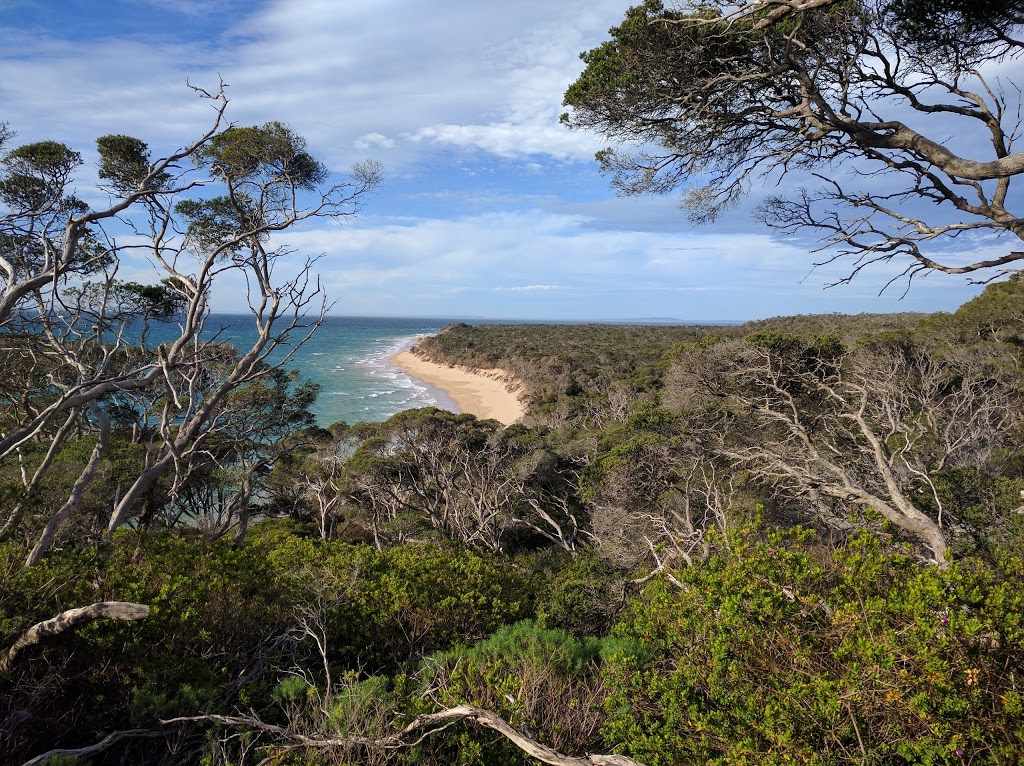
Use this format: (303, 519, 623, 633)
(196, 315, 459, 427)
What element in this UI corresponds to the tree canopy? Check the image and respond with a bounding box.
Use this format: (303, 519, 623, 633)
(0, 84, 380, 563)
(562, 0, 1024, 285)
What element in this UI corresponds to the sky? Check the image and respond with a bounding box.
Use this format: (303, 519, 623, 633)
(0, 0, 1003, 321)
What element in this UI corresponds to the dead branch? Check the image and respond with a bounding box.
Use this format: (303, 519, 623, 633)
(1, 601, 150, 672)
(162, 705, 649, 766)
(19, 729, 163, 766)
(19, 728, 164, 766)
(395, 705, 647, 766)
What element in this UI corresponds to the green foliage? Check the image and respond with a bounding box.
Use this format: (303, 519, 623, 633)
(422, 620, 621, 766)
(917, 468, 1024, 558)
(174, 195, 257, 255)
(431, 619, 606, 675)
(92, 533, 288, 722)
(602, 528, 1024, 765)
(199, 122, 327, 188)
(0, 140, 84, 217)
(579, 431, 666, 503)
(96, 134, 168, 194)
(271, 675, 312, 704)
(223, 366, 320, 441)
(0, 530, 543, 762)
(948, 273, 1024, 346)
(0, 542, 98, 639)
(413, 322, 724, 429)
(266, 538, 536, 671)
(534, 550, 624, 637)
(0, 432, 149, 540)
(884, 0, 1021, 64)
(740, 312, 923, 340)
(0, 531, 290, 762)
(2, 139, 81, 182)
(115, 280, 187, 320)
(64, 279, 188, 322)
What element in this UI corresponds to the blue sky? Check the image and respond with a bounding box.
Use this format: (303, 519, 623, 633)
(0, 0, 999, 320)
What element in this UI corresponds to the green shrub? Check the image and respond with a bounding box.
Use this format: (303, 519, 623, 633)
(420, 620, 622, 766)
(602, 528, 1024, 765)
(266, 538, 537, 672)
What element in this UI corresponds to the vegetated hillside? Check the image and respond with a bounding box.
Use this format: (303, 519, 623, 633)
(412, 322, 735, 428)
(736, 311, 924, 338)
(411, 313, 928, 430)
(2, 283, 1023, 765)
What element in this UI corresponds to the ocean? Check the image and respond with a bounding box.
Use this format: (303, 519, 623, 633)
(197, 315, 458, 427)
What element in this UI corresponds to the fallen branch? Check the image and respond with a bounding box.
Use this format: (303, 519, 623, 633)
(161, 713, 383, 749)
(163, 704, 649, 766)
(1, 601, 151, 672)
(20, 728, 163, 766)
(396, 705, 648, 766)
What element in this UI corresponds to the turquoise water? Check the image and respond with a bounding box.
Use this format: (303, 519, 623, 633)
(198, 315, 458, 426)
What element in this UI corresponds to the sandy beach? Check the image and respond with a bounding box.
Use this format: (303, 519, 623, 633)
(390, 351, 525, 426)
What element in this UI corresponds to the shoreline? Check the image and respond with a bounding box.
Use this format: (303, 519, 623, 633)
(389, 351, 525, 426)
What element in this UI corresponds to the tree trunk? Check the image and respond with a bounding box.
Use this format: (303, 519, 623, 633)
(25, 403, 110, 566)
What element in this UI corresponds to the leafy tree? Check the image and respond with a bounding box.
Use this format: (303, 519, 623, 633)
(0, 84, 380, 562)
(342, 408, 556, 551)
(154, 365, 321, 541)
(562, 0, 1024, 283)
(264, 424, 353, 540)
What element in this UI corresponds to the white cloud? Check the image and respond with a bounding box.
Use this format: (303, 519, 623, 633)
(0, 0, 623, 167)
(354, 132, 396, 151)
(488, 284, 567, 292)
(261, 207, 986, 319)
(409, 122, 596, 160)
(198, 0, 624, 165)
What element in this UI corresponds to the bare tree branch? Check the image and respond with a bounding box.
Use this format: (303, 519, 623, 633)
(160, 705, 649, 766)
(19, 728, 164, 766)
(1, 601, 150, 672)
(0, 85, 378, 558)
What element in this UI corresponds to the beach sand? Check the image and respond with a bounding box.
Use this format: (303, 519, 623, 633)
(390, 351, 525, 426)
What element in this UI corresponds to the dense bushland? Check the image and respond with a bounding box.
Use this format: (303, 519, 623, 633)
(2, 278, 1023, 764)
(2, 524, 1020, 764)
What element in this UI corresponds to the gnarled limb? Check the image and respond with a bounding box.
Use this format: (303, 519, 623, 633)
(563, 0, 1024, 283)
(162, 705, 649, 766)
(1, 601, 150, 672)
(20, 729, 163, 766)
(25, 402, 110, 566)
(395, 705, 646, 766)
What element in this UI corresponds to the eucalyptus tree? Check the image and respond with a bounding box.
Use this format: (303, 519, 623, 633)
(665, 329, 1023, 565)
(341, 408, 582, 552)
(0, 84, 381, 562)
(562, 0, 1024, 284)
(343, 409, 530, 550)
